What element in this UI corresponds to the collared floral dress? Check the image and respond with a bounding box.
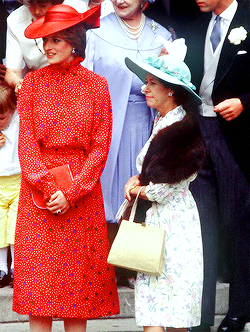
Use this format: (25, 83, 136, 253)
(135, 106, 203, 328)
(13, 58, 120, 319)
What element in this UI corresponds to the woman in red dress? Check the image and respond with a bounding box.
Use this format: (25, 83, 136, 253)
(13, 5, 119, 332)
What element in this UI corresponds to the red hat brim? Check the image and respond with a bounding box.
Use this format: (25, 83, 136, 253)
(25, 4, 100, 39)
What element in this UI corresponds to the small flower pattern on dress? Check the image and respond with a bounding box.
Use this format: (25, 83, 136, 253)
(134, 106, 203, 328)
(13, 59, 120, 319)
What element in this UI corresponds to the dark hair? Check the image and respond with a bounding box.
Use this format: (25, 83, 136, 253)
(19, 0, 63, 5)
(139, 113, 205, 185)
(159, 79, 190, 106)
(0, 81, 17, 114)
(56, 23, 87, 59)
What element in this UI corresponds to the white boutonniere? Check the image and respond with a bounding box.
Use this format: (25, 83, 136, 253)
(228, 26, 247, 45)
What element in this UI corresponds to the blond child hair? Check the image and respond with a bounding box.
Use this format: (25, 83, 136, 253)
(0, 80, 20, 287)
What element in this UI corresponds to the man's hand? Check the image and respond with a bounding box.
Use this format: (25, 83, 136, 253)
(214, 98, 244, 121)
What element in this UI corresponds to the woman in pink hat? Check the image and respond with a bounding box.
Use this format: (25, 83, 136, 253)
(13, 5, 119, 332)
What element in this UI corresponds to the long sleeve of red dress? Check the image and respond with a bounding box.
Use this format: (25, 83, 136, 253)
(18, 62, 113, 204)
(14, 60, 119, 319)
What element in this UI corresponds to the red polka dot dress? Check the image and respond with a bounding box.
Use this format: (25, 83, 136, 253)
(13, 58, 120, 319)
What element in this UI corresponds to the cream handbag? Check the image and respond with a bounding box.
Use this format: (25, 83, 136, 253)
(107, 188, 165, 276)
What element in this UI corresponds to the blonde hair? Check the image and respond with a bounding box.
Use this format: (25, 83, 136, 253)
(0, 81, 17, 114)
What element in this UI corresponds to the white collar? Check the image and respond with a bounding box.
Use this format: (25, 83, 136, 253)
(212, 0, 238, 22)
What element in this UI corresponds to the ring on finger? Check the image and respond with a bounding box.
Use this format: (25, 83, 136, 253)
(56, 209, 62, 214)
(129, 184, 137, 193)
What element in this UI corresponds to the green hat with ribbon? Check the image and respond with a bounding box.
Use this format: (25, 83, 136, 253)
(125, 55, 202, 106)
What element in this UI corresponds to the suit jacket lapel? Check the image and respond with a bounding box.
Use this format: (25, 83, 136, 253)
(214, 5, 249, 89)
(189, 13, 210, 89)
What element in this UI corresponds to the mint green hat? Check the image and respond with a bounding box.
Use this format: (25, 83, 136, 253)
(125, 55, 202, 106)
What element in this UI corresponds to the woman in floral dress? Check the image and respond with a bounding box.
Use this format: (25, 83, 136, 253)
(13, 5, 119, 332)
(124, 55, 205, 331)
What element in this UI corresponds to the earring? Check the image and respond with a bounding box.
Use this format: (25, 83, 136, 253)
(72, 48, 76, 54)
(167, 92, 173, 97)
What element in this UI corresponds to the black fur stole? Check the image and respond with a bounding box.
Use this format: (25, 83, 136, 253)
(139, 114, 205, 185)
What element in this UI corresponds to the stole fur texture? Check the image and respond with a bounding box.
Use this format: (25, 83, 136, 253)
(139, 114, 205, 185)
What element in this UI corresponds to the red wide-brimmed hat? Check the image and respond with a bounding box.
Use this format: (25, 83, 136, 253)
(25, 4, 100, 39)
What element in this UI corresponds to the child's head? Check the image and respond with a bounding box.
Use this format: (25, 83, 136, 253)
(0, 81, 17, 131)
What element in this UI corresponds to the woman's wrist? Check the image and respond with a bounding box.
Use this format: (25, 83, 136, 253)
(130, 185, 145, 196)
(132, 185, 148, 200)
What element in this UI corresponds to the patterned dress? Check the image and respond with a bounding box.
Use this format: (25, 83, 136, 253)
(13, 58, 120, 319)
(135, 106, 203, 328)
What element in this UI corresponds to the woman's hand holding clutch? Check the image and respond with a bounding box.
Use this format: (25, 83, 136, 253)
(46, 190, 71, 215)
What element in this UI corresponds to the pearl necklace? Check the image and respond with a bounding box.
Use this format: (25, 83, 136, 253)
(115, 13, 145, 40)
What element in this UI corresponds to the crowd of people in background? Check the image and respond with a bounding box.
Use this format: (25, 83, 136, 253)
(0, 0, 249, 332)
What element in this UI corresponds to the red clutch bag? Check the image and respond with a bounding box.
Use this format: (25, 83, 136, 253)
(31, 164, 73, 209)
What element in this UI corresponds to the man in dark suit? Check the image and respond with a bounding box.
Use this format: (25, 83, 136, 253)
(185, 0, 250, 331)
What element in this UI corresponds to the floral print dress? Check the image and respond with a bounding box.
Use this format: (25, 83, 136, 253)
(135, 106, 203, 328)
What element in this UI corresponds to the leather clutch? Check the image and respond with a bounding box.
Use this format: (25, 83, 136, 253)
(31, 164, 73, 209)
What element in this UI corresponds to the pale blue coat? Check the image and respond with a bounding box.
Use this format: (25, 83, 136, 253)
(84, 13, 172, 222)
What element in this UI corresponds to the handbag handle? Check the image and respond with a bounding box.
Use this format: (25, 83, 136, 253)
(129, 186, 144, 222)
(128, 187, 159, 226)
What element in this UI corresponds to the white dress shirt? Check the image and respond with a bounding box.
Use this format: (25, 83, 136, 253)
(199, 0, 238, 117)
